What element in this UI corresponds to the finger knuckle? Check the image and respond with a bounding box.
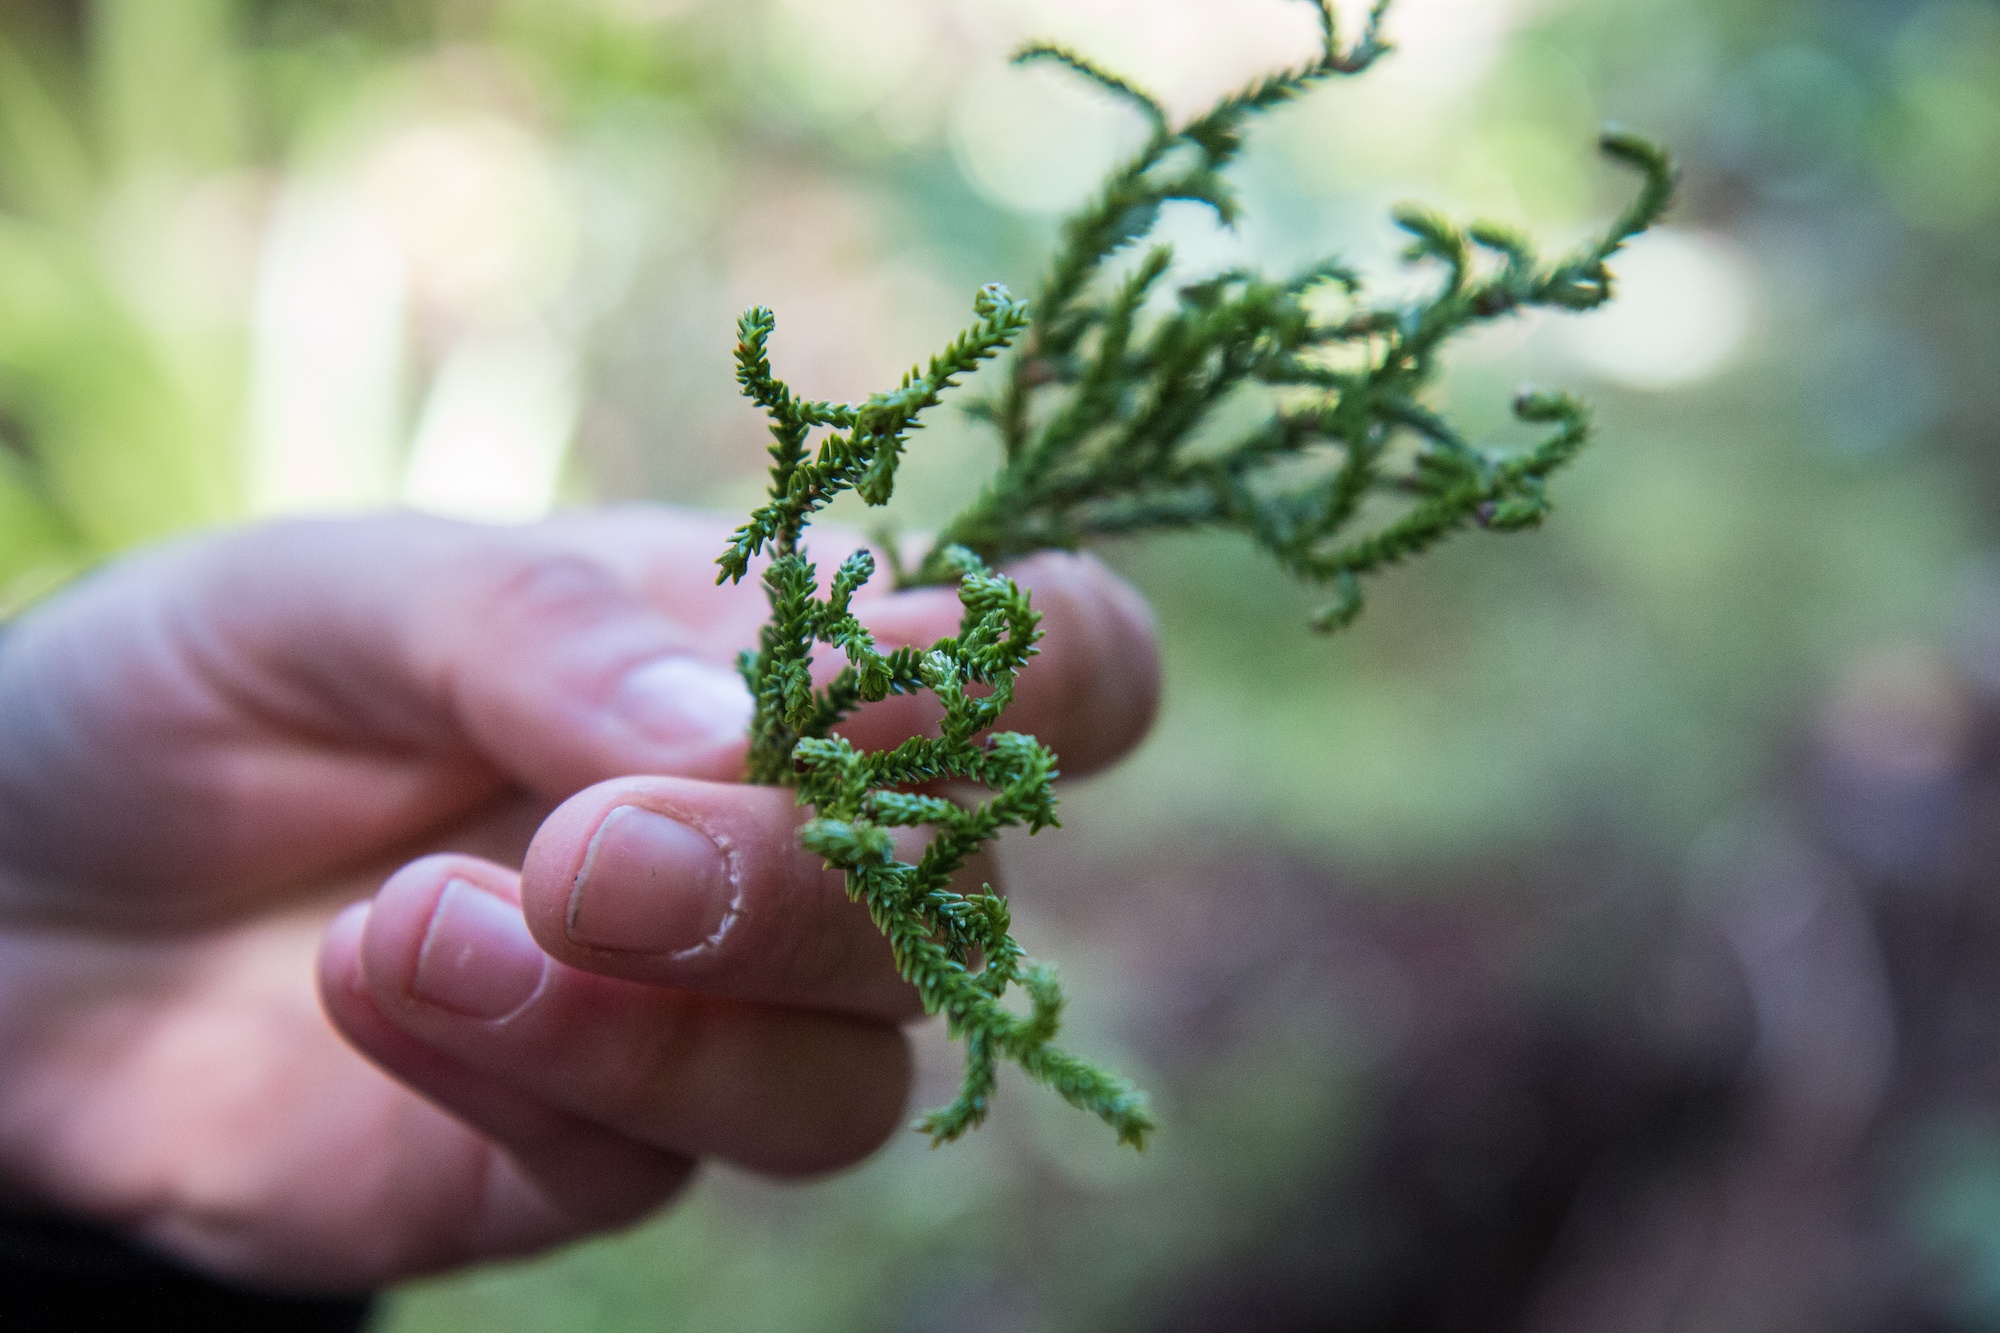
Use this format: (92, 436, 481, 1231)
(601, 998, 708, 1125)
(466, 551, 634, 638)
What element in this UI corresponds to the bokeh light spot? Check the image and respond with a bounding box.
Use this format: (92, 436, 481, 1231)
(1559, 227, 1756, 392)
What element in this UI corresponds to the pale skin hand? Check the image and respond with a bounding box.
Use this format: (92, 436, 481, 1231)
(0, 506, 1159, 1294)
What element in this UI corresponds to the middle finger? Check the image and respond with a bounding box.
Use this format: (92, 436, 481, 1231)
(352, 854, 912, 1176)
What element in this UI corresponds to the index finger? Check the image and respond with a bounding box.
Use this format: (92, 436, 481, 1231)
(837, 549, 1161, 778)
(537, 510, 1161, 779)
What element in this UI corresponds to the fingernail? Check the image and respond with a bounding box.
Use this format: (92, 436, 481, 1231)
(567, 806, 733, 955)
(411, 880, 547, 1020)
(611, 658, 753, 750)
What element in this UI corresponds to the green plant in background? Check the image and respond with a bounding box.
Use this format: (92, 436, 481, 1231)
(718, 0, 1675, 1148)
(0, 1, 259, 608)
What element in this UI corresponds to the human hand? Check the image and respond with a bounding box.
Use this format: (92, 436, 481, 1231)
(0, 506, 1158, 1292)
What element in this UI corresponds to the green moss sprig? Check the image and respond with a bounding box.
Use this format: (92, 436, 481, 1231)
(716, 0, 1676, 1147)
(720, 289, 1152, 1146)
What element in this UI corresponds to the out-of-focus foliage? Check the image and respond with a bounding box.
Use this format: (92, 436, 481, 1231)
(5, 0, 2000, 1328)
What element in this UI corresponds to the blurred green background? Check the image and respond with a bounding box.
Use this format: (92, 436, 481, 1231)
(4, 0, 1999, 1328)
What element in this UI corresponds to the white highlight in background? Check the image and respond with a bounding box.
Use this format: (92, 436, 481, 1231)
(1363, 0, 1516, 96)
(950, 0, 1518, 215)
(950, 58, 1141, 215)
(1560, 228, 1757, 392)
(246, 185, 406, 514)
(402, 328, 577, 522)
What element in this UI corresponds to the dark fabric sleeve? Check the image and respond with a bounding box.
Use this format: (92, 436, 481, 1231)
(0, 1207, 375, 1333)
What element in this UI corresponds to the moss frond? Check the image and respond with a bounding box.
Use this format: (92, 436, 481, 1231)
(719, 0, 1675, 1147)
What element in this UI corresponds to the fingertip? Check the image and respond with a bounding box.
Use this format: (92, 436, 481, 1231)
(517, 786, 624, 935)
(606, 657, 755, 774)
(808, 1023, 914, 1176)
(316, 900, 371, 1015)
(317, 898, 402, 1069)
(360, 854, 528, 1011)
(724, 1020, 915, 1180)
(1008, 549, 1162, 776)
(326, 899, 371, 962)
